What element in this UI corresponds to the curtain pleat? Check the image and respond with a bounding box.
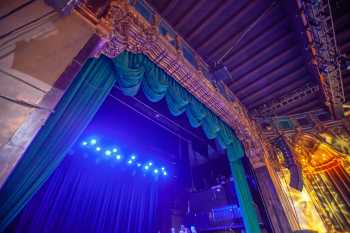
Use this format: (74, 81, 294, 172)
(0, 57, 116, 232)
(112, 51, 242, 152)
(13, 155, 158, 233)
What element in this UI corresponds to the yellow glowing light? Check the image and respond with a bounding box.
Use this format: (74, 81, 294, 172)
(278, 171, 327, 233)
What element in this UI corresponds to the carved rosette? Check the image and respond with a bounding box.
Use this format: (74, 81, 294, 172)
(93, 0, 264, 161)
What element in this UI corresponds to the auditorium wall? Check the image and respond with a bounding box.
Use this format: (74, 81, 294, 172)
(0, 0, 94, 186)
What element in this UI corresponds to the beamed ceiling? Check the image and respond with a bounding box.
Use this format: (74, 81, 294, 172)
(145, 0, 349, 117)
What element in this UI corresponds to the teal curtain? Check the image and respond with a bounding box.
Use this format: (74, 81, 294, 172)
(112, 52, 261, 233)
(0, 56, 116, 232)
(0, 51, 260, 233)
(112, 52, 237, 148)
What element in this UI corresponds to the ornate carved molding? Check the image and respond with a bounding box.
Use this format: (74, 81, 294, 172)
(76, 0, 265, 163)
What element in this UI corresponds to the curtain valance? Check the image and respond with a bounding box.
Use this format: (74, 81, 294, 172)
(112, 52, 242, 160)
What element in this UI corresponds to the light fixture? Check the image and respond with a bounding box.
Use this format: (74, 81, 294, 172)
(80, 138, 169, 178)
(90, 139, 97, 145)
(105, 150, 112, 156)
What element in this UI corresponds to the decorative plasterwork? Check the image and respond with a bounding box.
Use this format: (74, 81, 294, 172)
(76, 0, 265, 165)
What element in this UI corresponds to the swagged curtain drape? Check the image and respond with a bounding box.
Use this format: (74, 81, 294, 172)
(114, 52, 238, 152)
(0, 51, 260, 233)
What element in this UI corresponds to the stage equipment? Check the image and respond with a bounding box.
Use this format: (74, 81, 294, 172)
(187, 181, 254, 232)
(209, 66, 237, 102)
(79, 138, 169, 177)
(299, 0, 345, 118)
(45, 0, 79, 15)
(274, 136, 303, 191)
(253, 84, 320, 117)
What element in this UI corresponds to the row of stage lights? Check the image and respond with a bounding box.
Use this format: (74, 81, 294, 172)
(81, 139, 168, 176)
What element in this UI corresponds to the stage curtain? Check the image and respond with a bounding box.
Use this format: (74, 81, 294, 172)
(112, 52, 239, 151)
(0, 51, 260, 233)
(10, 153, 158, 233)
(112, 51, 261, 233)
(0, 57, 116, 232)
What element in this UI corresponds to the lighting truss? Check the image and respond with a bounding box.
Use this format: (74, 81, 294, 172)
(253, 84, 320, 117)
(302, 0, 345, 116)
(80, 138, 168, 177)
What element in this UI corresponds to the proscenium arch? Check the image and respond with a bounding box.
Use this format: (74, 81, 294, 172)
(0, 51, 261, 233)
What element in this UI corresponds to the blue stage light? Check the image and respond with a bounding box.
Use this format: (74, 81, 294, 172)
(82, 137, 170, 180)
(105, 150, 112, 156)
(90, 139, 97, 145)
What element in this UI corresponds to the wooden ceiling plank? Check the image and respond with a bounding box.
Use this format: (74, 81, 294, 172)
(220, 18, 289, 66)
(195, 1, 255, 50)
(208, 10, 284, 62)
(228, 32, 294, 77)
(279, 99, 321, 115)
(185, 0, 231, 40)
(237, 65, 307, 98)
(228, 45, 298, 87)
(161, 0, 180, 17)
(230, 56, 304, 92)
(246, 79, 309, 110)
(173, 0, 207, 29)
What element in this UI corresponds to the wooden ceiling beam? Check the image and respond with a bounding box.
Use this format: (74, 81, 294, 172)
(247, 79, 309, 110)
(230, 56, 304, 93)
(228, 32, 293, 76)
(161, 0, 180, 17)
(228, 45, 298, 88)
(185, 0, 231, 40)
(207, 8, 281, 60)
(279, 98, 321, 115)
(172, 0, 206, 29)
(194, 1, 254, 50)
(237, 65, 307, 98)
(219, 18, 288, 66)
